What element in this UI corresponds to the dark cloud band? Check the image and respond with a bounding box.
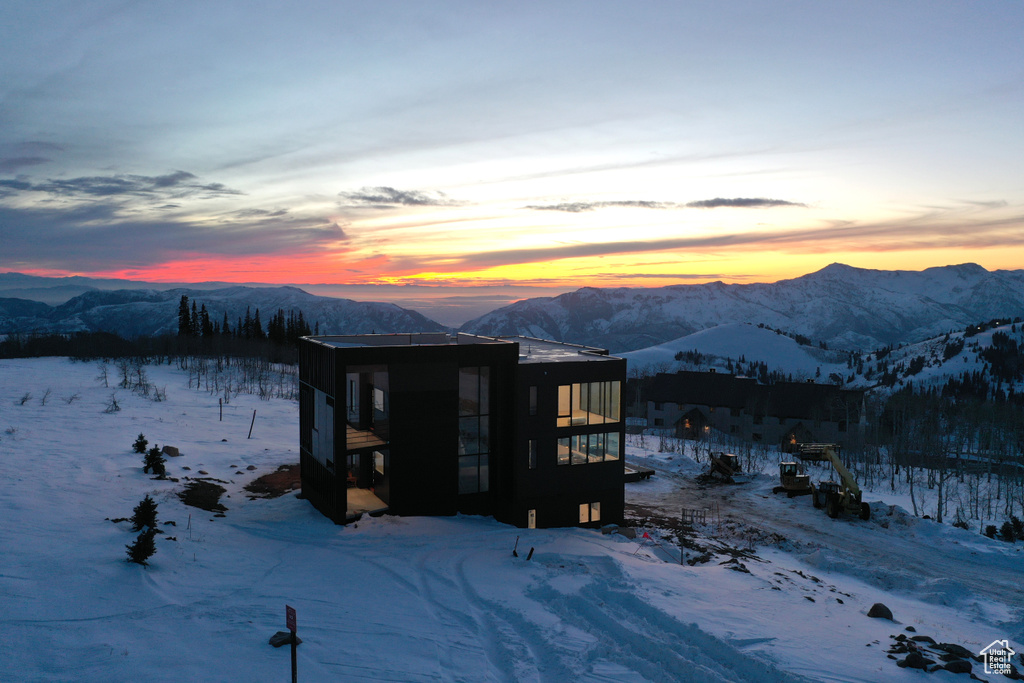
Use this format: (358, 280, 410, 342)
(525, 197, 805, 212)
(339, 186, 463, 208)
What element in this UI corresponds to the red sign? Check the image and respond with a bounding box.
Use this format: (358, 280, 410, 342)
(286, 604, 296, 632)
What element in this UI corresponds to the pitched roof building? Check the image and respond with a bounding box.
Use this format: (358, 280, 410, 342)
(646, 370, 864, 449)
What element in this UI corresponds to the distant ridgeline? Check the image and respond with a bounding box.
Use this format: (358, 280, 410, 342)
(0, 294, 319, 363)
(175, 295, 313, 345)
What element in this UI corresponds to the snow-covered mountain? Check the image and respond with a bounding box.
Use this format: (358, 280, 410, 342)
(460, 263, 1024, 353)
(0, 286, 447, 338)
(621, 322, 846, 379)
(622, 318, 1024, 401)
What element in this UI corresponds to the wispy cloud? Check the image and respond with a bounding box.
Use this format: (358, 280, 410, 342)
(0, 157, 50, 173)
(388, 209, 1024, 272)
(525, 197, 805, 212)
(0, 171, 242, 199)
(338, 186, 464, 209)
(0, 203, 346, 271)
(525, 200, 674, 212)
(685, 197, 805, 209)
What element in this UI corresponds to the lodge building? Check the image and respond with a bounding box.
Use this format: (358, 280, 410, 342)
(645, 370, 864, 450)
(298, 333, 626, 528)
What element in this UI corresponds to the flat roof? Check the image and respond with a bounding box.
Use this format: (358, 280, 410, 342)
(303, 333, 621, 364)
(500, 336, 620, 364)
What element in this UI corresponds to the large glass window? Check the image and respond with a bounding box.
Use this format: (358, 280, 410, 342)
(557, 431, 621, 465)
(557, 381, 621, 427)
(458, 366, 491, 494)
(528, 439, 537, 470)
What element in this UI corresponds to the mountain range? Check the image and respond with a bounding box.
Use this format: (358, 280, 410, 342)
(458, 263, 1024, 352)
(3, 263, 1024, 353)
(0, 285, 445, 339)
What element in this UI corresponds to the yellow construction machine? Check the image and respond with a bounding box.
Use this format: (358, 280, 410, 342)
(772, 461, 813, 497)
(797, 443, 870, 520)
(707, 451, 742, 482)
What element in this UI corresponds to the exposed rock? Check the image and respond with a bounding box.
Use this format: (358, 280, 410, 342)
(900, 652, 934, 670)
(247, 465, 257, 470)
(943, 659, 972, 674)
(936, 643, 974, 659)
(867, 603, 893, 620)
(905, 626, 916, 632)
(161, 445, 180, 457)
(911, 635, 937, 645)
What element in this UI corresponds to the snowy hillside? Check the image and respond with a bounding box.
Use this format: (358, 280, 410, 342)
(460, 263, 1024, 353)
(0, 286, 446, 338)
(621, 323, 847, 381)
(620, 318, 1024, 400)
(2, 358, 1022, 681)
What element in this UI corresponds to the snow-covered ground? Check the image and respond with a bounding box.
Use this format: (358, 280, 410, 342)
(1, 358, 1022, 682)
(620, 323, 845, 380)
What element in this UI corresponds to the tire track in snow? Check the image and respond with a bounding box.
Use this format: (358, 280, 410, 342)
(525, 555, 813, 683)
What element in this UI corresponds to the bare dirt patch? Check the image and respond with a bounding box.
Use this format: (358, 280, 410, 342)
(244, 464, 300, 499)
(178, 480, 228, 512)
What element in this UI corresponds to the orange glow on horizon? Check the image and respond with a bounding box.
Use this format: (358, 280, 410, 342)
(16, 244, 1024, 290)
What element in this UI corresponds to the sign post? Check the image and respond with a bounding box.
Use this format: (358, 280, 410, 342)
(286, 604, 297, 683)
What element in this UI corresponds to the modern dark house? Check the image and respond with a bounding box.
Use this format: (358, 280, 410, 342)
(645, 370, 864, 450)
(298, 333, 625, 528)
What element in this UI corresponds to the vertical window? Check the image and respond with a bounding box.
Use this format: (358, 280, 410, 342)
(588, 433, 605, 463)
(579, 503, 589, 524)
(589, 382, 605, 425)
(571, 383, 587, 425)
(557, 437, 570, 466)
(528, 439, 537, 470)
(528, 509, 536, 529)
(557, 385, 571, 427)
(571, 434, 587, 465)
(458, 366, 491, 494)
(528, 386, 538, 416)
(606, 432, 620, 461)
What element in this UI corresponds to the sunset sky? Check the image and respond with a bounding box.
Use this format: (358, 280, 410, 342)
(2, 1, 1023, 295)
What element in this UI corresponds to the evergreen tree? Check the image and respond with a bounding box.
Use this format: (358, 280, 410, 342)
(143, 446, 166, 477)
(252, 308, 265, 339)
(200, 304, 213, 337)
(131, 494, 159, 532)
(132, 433, 148, 454)
(177, 295, 191, 336)
(126, 527, 157, 565)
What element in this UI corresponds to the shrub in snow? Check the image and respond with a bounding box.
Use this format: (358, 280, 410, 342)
(126, 527, 157, 565)
(1012, 516, 1024, 541)
(143, 447, 166, 477)
(133, 434, 149, 454)
(984, 525, 998, 538)
(999, 521, 1016, 543)
(131, 494, 159, 532)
